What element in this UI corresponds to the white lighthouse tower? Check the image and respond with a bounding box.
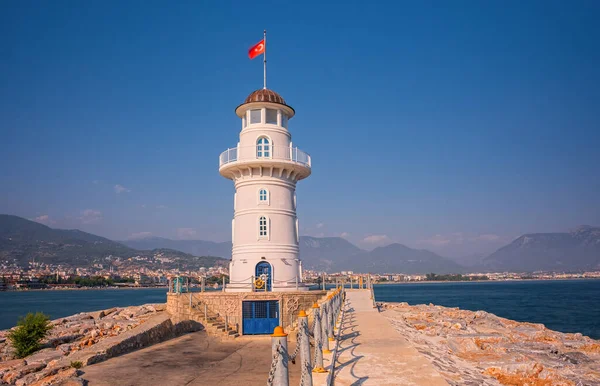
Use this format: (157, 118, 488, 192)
(219, 89, 311, 292)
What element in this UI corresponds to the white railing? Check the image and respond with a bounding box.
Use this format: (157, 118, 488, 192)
(219, 145, 311, 168)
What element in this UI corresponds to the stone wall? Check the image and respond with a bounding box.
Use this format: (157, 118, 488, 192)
(167, 290, 329, 335)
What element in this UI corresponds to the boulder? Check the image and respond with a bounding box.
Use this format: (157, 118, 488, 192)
(29, 368, 80, 386)
(2, 362, 46, 384)
(26, 349, 64, 366)
(0, 359, 25, 372)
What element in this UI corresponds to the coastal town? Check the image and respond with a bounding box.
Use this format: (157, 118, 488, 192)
(1, 257, 599, 291)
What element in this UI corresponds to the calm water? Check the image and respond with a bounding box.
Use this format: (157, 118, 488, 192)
(374, 279, 600, 339)
(1, 281, 599, 339)
(0, 288, 167, 330)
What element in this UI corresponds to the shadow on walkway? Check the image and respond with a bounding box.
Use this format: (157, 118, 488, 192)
(333, 300, 369, 385)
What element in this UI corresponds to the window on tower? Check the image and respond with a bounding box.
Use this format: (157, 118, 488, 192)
(250, 109, 262, 124)
(266, 109, 278, 124)
(259, 188, 269, 203)
(281, 113, 288, 128)
(259, 216, 268, 238)
(242, 115, 246, 129)
(257, 137, 270, 158)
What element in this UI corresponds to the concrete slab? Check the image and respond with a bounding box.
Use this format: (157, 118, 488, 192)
(82, 330, 303, 385)
(332, 290, 448, 386)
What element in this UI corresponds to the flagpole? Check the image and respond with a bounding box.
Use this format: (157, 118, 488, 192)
(263, 29, 267, 89)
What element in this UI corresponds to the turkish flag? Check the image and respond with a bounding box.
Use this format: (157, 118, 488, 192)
(248, 39, 265, 60)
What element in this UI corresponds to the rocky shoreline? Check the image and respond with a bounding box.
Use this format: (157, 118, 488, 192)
(380, 302, 600, 386)
(0, 304, 201, 386)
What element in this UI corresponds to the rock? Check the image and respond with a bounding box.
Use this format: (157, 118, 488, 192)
(446, 336, 479, 355)
(145, 305, 157, 312)
(89, 307, 120, 320)
(46, 334, 83, 348)
(383, 300, 600, 386)
(29, 368, 80, 386)
(558, 351, 591, 364)
(2, 362, 46, 384)
(134, 308, 151, 317)
(54, 377, 86, 386)
(56, 344, 73, 355)
(0, 359, 25, 372)
(26, 349, 64, 366)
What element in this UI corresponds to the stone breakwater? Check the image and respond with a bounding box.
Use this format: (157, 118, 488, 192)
(0, 304, 201, 386)
(380, 302, 600, 386)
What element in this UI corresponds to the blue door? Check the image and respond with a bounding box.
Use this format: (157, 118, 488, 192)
(255, 261, 272, 291)
(242, 300, 279, 335)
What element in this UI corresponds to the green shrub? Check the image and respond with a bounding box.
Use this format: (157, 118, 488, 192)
(70, 361, 83, 369)
(7, 312, 52, 358)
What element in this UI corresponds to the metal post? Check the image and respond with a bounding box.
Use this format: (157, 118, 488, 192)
(168, 278, 171, 293)
(189, 292, 192, 309)
(186, 277, 189, 293)
(222, 276, 225, 292)
(204, 303, 207, 325)
(312, 303, 326, 373)
(271, 326, 289, 386)
(297, 310, 313, 386)
(263, 30, 267, 90)
(322, 274, 325, 291)
(321, 304, 330, 354)
(328, 300, 335, 342)
(201, 276, 205, 293)
(295, 275, 298, 290)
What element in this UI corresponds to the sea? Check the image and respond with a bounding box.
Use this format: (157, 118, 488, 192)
(0, 280, 598, 339)
(374, 279, 600, 339)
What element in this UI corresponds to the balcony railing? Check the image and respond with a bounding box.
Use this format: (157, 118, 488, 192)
(219, 145, 311, 168)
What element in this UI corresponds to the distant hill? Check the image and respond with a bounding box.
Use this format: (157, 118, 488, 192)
(483, 226, 600, 272)
(121, 234, 465, 274)
(0, 214, 136, 266)
(121, 236, 232, 259)
(337, 243, 465, 274)
(0, 215, 226, 269)
(299, 236, 364, 272)
(5, 214, 598, 274)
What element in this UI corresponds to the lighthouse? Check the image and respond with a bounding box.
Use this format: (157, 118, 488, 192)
(219, 89, 311, 292)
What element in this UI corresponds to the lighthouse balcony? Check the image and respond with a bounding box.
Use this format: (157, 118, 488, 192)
(219, 145, 311, 180)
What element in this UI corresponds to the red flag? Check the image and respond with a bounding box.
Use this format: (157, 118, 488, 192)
(248, 39, 265, 60)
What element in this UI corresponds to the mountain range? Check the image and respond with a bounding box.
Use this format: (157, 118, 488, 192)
(0, 215, 226, 270)
(1, 214, 599, 273)
(483, 226, 600, 272)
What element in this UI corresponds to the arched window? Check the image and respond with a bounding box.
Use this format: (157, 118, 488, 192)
(259, 216, 268, 238)
(259, 188, 268, 203)
(257, 137, 270, 158)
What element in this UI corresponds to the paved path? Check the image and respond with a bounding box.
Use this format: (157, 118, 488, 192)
(82, 330, 302, 386)
(332, 290, 448, 386)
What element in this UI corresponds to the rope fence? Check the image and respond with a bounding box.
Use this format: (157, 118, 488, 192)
(266, 286, 345, 386)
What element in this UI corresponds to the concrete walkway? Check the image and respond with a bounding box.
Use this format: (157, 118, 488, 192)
(82, 330, 302, 385)
(332, 290, 448, 386)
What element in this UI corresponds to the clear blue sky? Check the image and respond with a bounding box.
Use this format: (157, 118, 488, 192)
(1, 0, 599, 257)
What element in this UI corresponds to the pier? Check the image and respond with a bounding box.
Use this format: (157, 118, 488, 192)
(331, 290, 447, 385)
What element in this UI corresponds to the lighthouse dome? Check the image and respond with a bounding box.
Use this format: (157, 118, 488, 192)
(236, 88, 295, 118)
(244, 88, 287, 105)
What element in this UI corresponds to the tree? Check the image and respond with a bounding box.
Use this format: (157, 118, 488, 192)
(8, 312, 52, 358)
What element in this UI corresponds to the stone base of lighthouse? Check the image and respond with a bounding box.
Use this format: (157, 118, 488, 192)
(167, 290, 328, 335)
